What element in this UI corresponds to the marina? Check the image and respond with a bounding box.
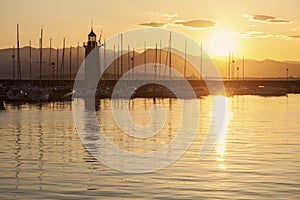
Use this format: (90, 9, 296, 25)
(0, 24, 299, 105)
(1, 1, 300, 199)
(1, 79, 300, 103)
(1, 24, 299, 104)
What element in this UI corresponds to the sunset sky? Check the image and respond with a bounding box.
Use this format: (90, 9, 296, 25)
(1, 0, 300, 61)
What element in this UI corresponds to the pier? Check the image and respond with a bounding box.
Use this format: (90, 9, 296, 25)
(2, 79, 300, 88)
(1, 79, 300, 101)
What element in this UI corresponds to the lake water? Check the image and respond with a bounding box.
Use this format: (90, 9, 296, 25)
(0, 95, 299, 199)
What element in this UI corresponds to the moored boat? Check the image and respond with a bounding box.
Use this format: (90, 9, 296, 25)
(0, 84, 9, 101)
(250, 86, 288, 96)
(6, 87, 28, 101)
(49, 85, 73, 100)
(28, 86, 49, 101)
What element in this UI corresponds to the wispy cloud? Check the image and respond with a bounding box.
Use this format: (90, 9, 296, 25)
(293, 27, 300, 31)
(240, 31, 274, 38)
(137, 17, 216, 30)
(137, 22, 168, 28)
(239, 31, 300, 41)
(289, 35, 300, 39)
(243, 14, 292, 24)
(142, 12, 216, 30)
(290, 27, 300, 40)
(174, 19, 216, 29)
(153, 13, 178, 20)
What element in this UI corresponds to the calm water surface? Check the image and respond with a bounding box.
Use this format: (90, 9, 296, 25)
(0, 95, 299, 199)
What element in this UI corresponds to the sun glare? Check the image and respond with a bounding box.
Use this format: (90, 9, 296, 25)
(207, 31, 237, 57)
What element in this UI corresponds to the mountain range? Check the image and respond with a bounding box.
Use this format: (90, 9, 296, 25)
(0, 47, 299, 79)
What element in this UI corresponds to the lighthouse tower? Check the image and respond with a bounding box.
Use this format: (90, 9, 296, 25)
(84, 27, 98, 57)
(83, 25, 100, 87)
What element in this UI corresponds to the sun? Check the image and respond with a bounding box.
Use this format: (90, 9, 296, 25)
(207, 30, 237, 57)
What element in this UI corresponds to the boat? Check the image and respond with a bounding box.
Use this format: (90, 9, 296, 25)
(194, 87, 209, 97)
(49, 85, 72, 100)
(0, 84, 9, 101)
(250, 86, 288, 96)
(289, 85, 300, 94)
(0, 101, 4, 110)
(60, 90, 75, 100)
(6, 87, 28, 101)
(226, 86, 251, 96)
(28, 86, 49, 101)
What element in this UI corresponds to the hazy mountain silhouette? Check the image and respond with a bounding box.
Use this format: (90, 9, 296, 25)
(213, 58, 300, 78)
(0, 47, 85, 79)
(0, 47, 299, 79)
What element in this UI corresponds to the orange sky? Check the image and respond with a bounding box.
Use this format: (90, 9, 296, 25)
(1, 0, 300, 61)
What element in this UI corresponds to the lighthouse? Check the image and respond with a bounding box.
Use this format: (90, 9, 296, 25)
(83, 26, 100, 89)
(84, 27, 98, 57)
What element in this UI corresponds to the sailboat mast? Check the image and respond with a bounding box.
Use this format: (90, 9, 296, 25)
(144, 41, 147, 80)
(69, 46, 72, 80)
(49, 38, 52, 81)
(104, 40, 107, 80)
(132, 48, 135, 80)
(184, 40, 187, 78)
(228, 50, 231, 80)
(99, 41, 102, 78)
(154, 43, 158, 93)
(16, 24, 21, 80)
(243, 56, 245, 80)
(120, 33, 123, 76)
(169, 32, 172, 80)
(76, 42, 79, 75)
(159, 40, 162, 80)
(114, 44, 116, 80)
(12, 45, 15, 80)
(155, 43, 158, 81)
(200, 43, 203, 80)
(29, 41, 32, 82)
(163, 43, 169, 80)
(56, 47, 59, 80)
(39, 28, 43, 84)
(61, 38, 65, 81)
(127, 45, 130, 80)
(231, 53, 235, 80)
(117, 34, 120, 79)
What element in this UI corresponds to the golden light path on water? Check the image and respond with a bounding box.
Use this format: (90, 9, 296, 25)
(211, 96, 232, 170)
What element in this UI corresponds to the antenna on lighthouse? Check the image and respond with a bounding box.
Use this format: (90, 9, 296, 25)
(99, 29, 103, 45)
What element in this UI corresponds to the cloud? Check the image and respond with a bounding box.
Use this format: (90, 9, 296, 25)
(240, 31, 274, 38)
(137, 18, 216, 30)
(268, 19, 290, 23)
(293, 27, 300, 31)
(289, 35, 300, 39)
(137, 22, 167, 28)
(244, 14, 291, 24)
(174, 19, 216, 29)
(240, 31, 300, 41)
(154, 13, 178, 20)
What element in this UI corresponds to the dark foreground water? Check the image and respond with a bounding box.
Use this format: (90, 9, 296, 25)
(0, 95, 299, 199)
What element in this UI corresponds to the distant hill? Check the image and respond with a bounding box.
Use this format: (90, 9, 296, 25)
(0, 47, 299, 79)
(0, 47, 85, 79)
(212, 58, 300, 79)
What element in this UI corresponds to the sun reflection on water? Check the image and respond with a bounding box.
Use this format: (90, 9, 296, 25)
(213, 96, 232, 170)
